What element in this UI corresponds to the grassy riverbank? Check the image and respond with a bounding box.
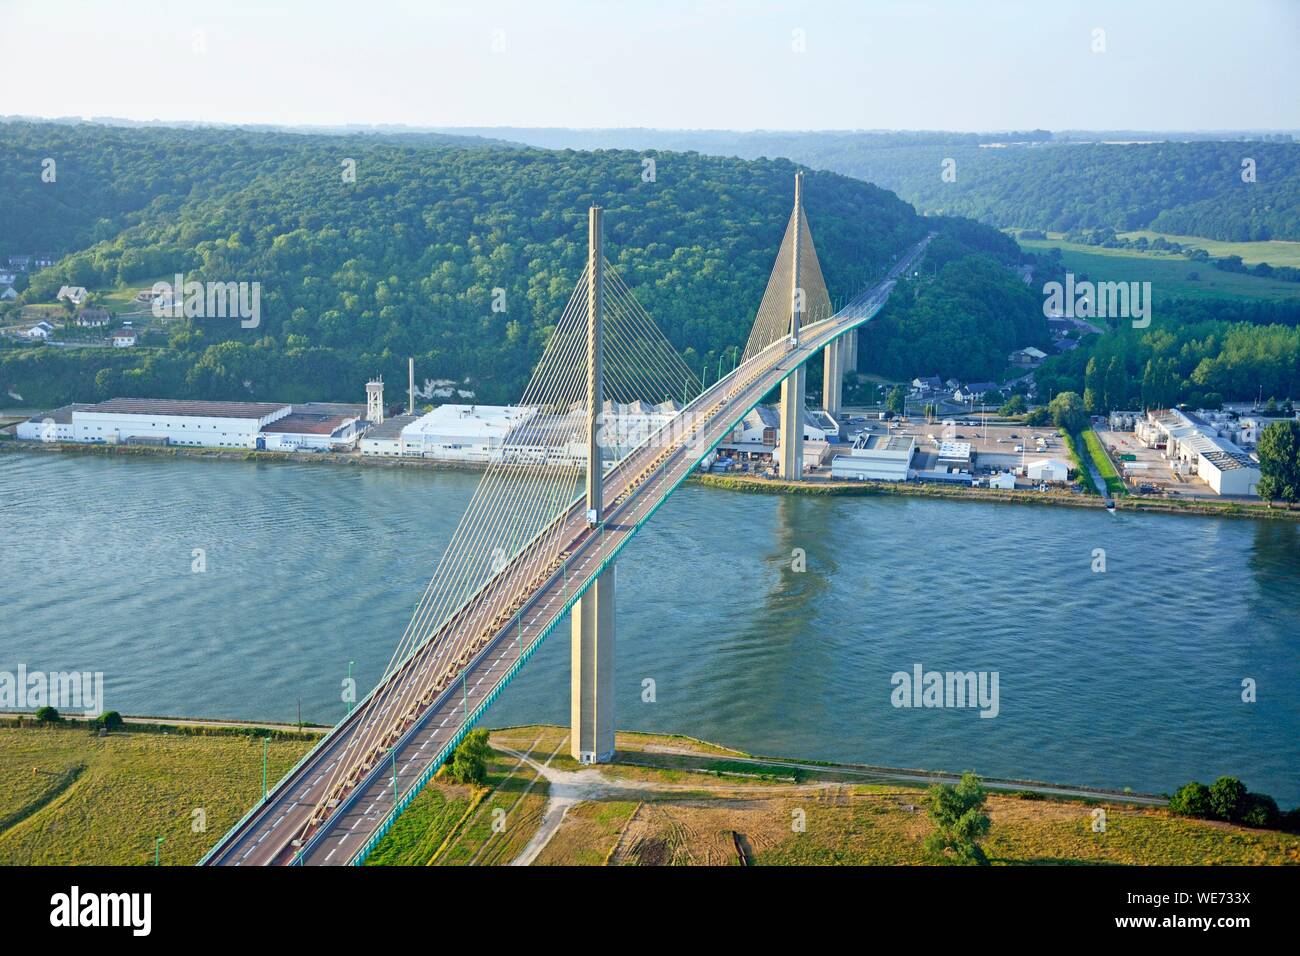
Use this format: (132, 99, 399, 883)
(2, 720, 1296, 865)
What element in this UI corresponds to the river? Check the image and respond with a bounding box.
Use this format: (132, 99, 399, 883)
(1, 451, 1296, 803)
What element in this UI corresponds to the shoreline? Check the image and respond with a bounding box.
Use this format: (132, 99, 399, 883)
(4, 437, 1296, 521)
(0, 712, 1168, 806)
(696, 471, 1300, 521)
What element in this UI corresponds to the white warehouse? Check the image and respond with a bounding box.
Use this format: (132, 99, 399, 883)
(72, 398, 293, 448)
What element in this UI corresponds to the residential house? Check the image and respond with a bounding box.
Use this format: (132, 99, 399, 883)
(57, 285, 88, 306)
(112, 328, 137, 348)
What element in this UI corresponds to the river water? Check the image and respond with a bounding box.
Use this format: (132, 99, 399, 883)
(1, 451, 1296, 802)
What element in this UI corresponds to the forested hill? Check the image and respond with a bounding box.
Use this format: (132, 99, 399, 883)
(459, 129, 1300, 243)
(1, 121, 945, 406)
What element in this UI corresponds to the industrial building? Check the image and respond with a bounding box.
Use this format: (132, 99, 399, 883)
(400, 404, 539, 462)
(1025, 458, 1071, 483)
(17, 397, 365, 451)
(1136, 408, 1261, 496)
(830, 433, 915, 481)
(72, 398, 293, 447)
(717, 405, 835, 470)
(258, 404, 366, 451)
(14, 403, 95, 442)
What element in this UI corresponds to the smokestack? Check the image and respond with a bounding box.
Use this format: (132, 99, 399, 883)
(408, 357, 415, 416)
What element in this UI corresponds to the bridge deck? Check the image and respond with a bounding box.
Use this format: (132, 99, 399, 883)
(204, 235, 930, 866)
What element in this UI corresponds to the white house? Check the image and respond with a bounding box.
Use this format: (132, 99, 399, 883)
(1026, 458, 1071, 483)
(56, 286, 88, 306)
(112, 329, 137, 347)
(24, 321, 54, 340)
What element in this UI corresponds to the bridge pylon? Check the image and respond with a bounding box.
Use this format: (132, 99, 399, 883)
(779, 172, 807, 479)
(572, 205, 617, 764)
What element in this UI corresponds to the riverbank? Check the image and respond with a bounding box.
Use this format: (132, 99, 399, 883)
(6, 436, 1296, 521)
(4, 719, 1296, 865)
(694, 472, 1300, 521)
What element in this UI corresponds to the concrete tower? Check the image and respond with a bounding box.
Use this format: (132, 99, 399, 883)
(571, 205, 616, 765)
(779, 172, 806, 480)
(366, 377, 384, 425)
(408, 357, 415, 416)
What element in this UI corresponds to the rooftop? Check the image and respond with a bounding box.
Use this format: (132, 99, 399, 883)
(363, 414, 418, 440)
(261, 412, 354, 435)
(24, 403, 95, 425)
(83, 398, 290, 419)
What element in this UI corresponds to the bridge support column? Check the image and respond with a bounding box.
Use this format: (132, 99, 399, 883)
(571, 566, 615, 764)
(571, 203, 616, 765)
(779, 364, 805, 479)
(823, 336, 843, 419)
(844, 329, 857, 373)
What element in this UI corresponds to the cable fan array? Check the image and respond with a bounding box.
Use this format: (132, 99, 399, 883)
(740, 205, 833, 364)
(305, 259, 701, 826)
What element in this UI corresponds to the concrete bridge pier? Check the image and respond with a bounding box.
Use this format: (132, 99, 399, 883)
(572, 203, 616, 764)
(822, 335, 843, 419)
(779, 364, 806, 479)
(570, 567, 615, 763)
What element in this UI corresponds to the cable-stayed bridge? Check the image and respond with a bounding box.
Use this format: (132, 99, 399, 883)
(203, 173, 931, 866)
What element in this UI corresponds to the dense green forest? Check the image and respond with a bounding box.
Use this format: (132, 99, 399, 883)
(1034, 296, 1300, 412)
(3, 120, 955, 407)
(858, 219, 1050, 381)
(476, 129, 1300, 244)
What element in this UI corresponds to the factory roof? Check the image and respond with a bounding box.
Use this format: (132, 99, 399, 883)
(261, 413, 353, 435)
(363, 414, 418, 440)
(83, 398, 289, 419)
(24, 403, 95, 424)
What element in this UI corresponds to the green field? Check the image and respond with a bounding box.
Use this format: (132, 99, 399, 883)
(0, 723, 315, 865)
(1018, 237, 1300, 302)
(1120, 231, 1300, 269)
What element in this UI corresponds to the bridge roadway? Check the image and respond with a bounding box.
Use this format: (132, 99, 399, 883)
(204, 235, 931, 866)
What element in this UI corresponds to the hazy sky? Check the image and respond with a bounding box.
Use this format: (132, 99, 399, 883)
(3, 0, 1297, 131)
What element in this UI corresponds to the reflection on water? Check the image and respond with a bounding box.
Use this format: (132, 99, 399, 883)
(1, 453, 1297, 802)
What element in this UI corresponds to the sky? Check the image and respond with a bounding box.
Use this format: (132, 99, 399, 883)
(1, 0, 1297, 132)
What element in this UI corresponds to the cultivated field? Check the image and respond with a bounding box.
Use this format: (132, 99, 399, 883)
(1017, 236, 1300, 301)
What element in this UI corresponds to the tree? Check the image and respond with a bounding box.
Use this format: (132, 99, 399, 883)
(982, 389, 1002, 407)
(924, 772, 991, 865)
(886, 385, 906, 416)
(1168, 780, 1212, 817)
(1047, 390, 1089, 434)
(1209, 776, 1248, 822)
(444, 728, 490, 786)
(34, 706, 61, 724)
(1257, 420, 1300, 503)
(998, 394, 1026, 416)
